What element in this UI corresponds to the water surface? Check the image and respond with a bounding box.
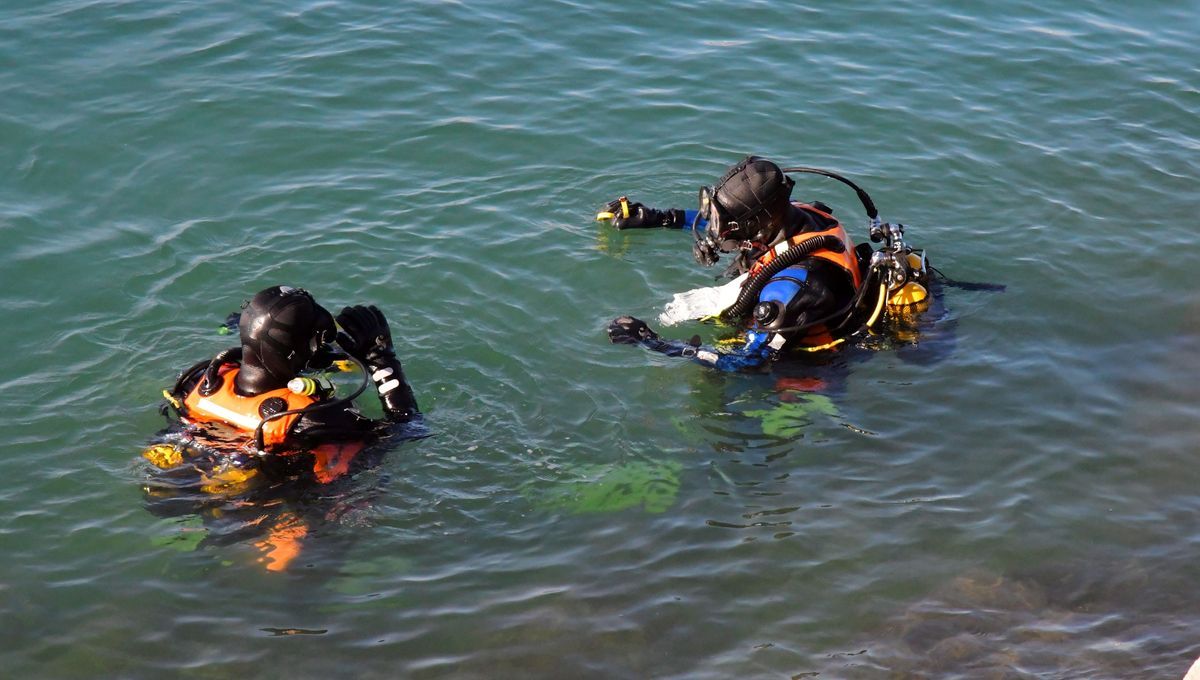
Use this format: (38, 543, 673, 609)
(2, 1, 1198, 677)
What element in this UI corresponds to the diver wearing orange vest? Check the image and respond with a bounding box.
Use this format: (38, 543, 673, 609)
(599, 156, 874, 370)
(161, 286, 420, 482)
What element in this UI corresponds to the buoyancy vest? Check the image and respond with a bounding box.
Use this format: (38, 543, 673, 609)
(182, 364, 315, 447)
(746, 203, 862, 289)
(745, 204, 863, 349)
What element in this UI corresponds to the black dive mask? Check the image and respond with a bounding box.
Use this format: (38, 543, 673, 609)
(690, 189, 777, 267)
(691, 185, 725, 267)
(691, 157, 795, 267)
(691, 185, 749, 266)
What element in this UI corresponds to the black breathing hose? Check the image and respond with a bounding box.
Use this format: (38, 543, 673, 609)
(717, 166, 887, 326)
(197, 347, 242, 396)
(719, 166, 882, 323)
(719, 235, 845, 322)
(781, 167, 879, 220)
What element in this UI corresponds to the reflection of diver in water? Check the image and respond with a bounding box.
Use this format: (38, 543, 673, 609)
(142, 286, 422, 571)
(600, 156, 951, 372)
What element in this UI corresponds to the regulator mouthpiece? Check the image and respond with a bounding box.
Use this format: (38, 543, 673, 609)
(692, 237, 720, 267)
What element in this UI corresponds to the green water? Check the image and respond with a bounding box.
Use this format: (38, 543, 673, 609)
(2, 1, 1199, 677)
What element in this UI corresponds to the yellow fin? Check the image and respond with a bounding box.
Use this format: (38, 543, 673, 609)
(143, 444, 183, 469)
(200, 467, 258, 495)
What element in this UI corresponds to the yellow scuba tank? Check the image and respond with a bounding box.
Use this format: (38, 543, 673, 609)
(889, 282, 928, 308)
(887, 250, 929, 310)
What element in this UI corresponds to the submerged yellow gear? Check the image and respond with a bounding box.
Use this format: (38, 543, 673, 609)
(888, 281, 929, 308)
(143, 443, 183, 469)
(199, 465, 260, 495)
(886, 252, 930, 310)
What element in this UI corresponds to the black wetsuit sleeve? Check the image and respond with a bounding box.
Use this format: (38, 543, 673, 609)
(611, 205, 689, 230)
(366, 354, 420, 423)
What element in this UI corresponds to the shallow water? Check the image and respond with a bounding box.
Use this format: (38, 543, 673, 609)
(2, 1, 1199, 677)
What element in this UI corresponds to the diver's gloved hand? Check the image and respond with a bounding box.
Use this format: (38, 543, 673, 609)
(336, 305, 395, 364)
(600, 198, 686, 230)
(336, 305, 419, 421)
(608, 316, 660, 345)
(609, 316, 711, 361)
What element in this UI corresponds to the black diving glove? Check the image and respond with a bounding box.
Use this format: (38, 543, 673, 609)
(609, 316, 706, 360)
(336, 305, 419, 421)
(601, 198, 686, 230)
(608, 316, 661, 344)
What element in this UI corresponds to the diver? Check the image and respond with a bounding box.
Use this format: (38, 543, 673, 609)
(598, 155, 933, 371)
(149, 285, 420, 487)
(143, 286, 422, 571)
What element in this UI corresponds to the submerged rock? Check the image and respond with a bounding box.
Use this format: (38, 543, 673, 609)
(853, 561, 1199, 678)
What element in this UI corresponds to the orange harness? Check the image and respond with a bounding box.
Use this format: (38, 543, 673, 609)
(746, 203, 862, 289)
(745, 204, 863, 348)
(182, 365, 314, 447)
(174, 363, 368, 490)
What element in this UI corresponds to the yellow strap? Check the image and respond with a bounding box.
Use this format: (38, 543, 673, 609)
(162, 389, 181, 409)
(865, 283, 888, 329)
(596, 197, 631, 221)
(797, 338, 846, 353)
(698, 314, 734, 327)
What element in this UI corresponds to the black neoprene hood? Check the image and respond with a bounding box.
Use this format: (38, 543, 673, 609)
(713, 156, 793, 227)
(239, 286, 334, 381)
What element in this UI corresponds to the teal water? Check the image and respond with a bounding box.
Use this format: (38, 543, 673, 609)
(2, 1, 1199, 677)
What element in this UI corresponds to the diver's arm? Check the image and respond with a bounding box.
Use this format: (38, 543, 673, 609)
(599, 198, 699, 231)
(607, 316, 773, 372)
(698, 332, 776, 371)
(365, 354, 419, 422)
(335, 305, 421, 424)
(679, 209, 706, 232)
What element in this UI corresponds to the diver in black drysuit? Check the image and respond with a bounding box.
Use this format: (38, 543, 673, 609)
(160, 285, 421, 483)
(145, 286, 423, 571)
(602, 156, 873, 371)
